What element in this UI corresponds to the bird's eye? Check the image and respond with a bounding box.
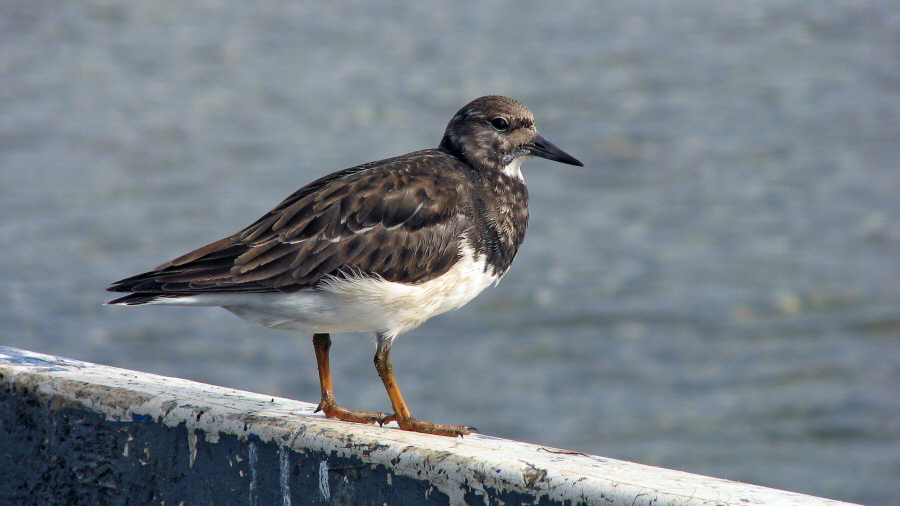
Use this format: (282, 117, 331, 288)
(490, 117, 509, 131)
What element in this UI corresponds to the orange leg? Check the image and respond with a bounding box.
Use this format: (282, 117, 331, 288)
(374, 333, 475, 437)
(312, 333, 385, 425)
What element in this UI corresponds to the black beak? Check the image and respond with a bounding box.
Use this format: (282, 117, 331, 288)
(527, 134, 584, 167)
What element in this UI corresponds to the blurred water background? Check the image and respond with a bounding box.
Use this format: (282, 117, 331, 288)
(2, 1, 898, 503)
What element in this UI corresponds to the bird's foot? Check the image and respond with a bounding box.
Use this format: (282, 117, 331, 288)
(381, 414, 477, 437)
(315, 399, 387, 426)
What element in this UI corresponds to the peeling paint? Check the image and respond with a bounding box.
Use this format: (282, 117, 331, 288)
(523, 463, 548, 490)
(249, 441, 259, 506)
(318, 460, 330, 501)
(187, 429, 198, 467)
(0, 347, 858, 506)
(279, 446, 291, 506)
(140, 442, 151, 466)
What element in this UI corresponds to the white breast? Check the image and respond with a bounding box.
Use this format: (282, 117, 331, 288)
(314, 246, 499, 336)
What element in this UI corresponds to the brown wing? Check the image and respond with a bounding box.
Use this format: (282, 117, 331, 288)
(108, 150, 472, 301)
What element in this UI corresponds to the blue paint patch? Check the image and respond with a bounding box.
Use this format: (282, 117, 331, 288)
(248, 433, 260, 441)
(132, 413, 153, 423)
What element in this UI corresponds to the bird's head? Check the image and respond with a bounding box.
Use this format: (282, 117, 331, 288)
(439, 95, 583, 177)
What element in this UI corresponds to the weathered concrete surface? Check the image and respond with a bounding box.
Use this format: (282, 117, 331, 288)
(0, 347, 857, 506)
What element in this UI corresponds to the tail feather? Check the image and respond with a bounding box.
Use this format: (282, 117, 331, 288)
(106, 267, 279, 305)
(106, 293, 168, 305)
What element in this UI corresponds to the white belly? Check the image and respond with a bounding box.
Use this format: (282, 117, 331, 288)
(150, 249, 500, 338)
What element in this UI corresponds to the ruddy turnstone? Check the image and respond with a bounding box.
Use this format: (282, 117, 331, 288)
(108, 95, 584, 436)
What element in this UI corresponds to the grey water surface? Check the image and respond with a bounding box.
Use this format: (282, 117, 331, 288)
(2, 1, 898, 503)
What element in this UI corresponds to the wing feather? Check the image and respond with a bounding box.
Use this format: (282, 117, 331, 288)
(107, 150, 473, 298)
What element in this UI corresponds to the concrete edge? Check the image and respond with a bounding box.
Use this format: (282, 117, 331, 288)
(0, 346, 857, 505)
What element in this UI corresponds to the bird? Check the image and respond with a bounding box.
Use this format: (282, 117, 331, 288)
(108, 95, 584, 437)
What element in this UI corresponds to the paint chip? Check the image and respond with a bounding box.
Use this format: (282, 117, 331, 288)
(319, 461, 331, 500)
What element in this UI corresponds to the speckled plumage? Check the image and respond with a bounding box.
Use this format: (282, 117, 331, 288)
(108, 95, 583, 436)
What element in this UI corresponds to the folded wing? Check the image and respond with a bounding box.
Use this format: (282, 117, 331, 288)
(108, 151, 471, 303)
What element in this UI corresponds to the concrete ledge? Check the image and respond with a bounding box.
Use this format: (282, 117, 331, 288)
(0, 346, 855, 506)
